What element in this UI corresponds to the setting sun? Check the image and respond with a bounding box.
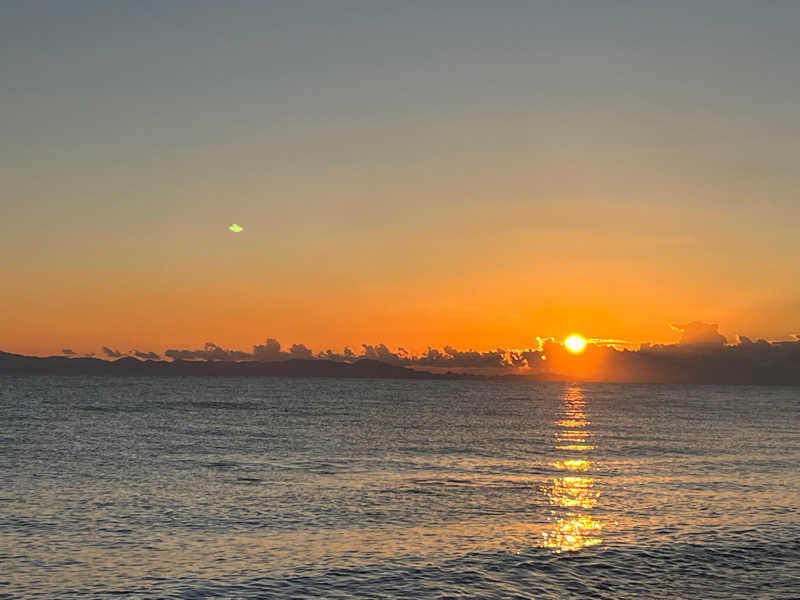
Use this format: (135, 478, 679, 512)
(565, 335, 587, 354)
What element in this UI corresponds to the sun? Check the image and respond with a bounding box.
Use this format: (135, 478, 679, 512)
(565, 334, 587, 354)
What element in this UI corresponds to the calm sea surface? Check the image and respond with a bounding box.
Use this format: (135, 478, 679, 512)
(1, 376, 799, 599)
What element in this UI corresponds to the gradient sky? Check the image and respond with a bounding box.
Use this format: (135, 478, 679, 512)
(2, 1, 799, 356)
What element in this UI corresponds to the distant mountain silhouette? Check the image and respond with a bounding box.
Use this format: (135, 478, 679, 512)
(2, 347, 800, 384)
(0, 351, 477, 380)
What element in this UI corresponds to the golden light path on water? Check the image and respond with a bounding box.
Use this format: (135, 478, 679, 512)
(541, 386, 604, 552)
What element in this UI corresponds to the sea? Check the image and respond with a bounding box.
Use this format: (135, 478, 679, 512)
(1, 376, 799, 599)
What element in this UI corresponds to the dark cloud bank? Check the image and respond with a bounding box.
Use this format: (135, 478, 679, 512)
(3, 323, 800, 384)
(160, 340, 526, 370)
(103, 347, 160, 360)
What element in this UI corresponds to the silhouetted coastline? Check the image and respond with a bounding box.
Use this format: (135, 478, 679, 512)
(0, 351, 478, 380)
(2, 348, 800, 385)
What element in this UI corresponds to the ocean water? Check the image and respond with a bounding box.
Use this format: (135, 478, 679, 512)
(1, 376, 799, 599)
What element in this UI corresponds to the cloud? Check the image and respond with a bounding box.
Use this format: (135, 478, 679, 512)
(198, 339, 536, 370)
(415, 346, 509, 369)
(289, 343, 313, 360)
(445, 346, 508, 368)
(361, 343, 408, 365)
(130, 320, 797, 376)
(41, 321, 800, 383)
(513, 350, 543, 366)
(641, 322, 728, 355)
(348, 344, 530, 370)
(165, 342, 250, 361)
(164, 339, 299, 362)
(316, 346, 357, 361)
(529, 325, 800, 383)
(157, 338, 543, 370)
(252, 338, 288, 362)
(671, 322, 727, 348)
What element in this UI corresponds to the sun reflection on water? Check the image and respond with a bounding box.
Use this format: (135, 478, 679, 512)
(553, 459, 590, 471)
(541, 386, 604, 553)
(557, 419, 588, 428)
(555, 444, 595, 451)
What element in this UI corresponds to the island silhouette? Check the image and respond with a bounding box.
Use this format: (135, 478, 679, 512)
(3, 339, 800, 385)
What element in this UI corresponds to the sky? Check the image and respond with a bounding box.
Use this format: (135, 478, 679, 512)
(2, 1, 799, 356)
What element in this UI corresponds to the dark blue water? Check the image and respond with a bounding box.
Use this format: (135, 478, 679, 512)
(1, 376, 798, 598)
